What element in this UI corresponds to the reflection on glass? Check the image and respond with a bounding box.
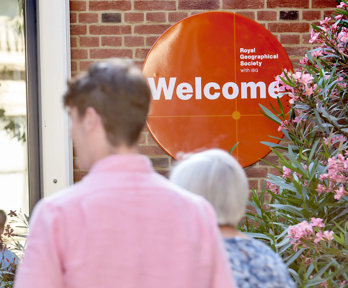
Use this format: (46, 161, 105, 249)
(0, 0, 28, 214)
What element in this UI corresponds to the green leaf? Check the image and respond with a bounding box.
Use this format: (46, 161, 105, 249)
(278, 242, 292, 255)
(281, 69, 294, 85)
(311, 24, 322, 32)
(275, 235, 290, 248)
(285, 248, 305, 266)
(260, 159, 281, 170)
(281, 129, 291, 140)
(261, 141, 287, 149)
(269, 101, 281, 115)
(259, 104, 282, 124)
(267, 135, 286, 141)
(267, 176, 298, 193)
(312, 261, 333, 280)
(268, 204, 304, 217)
(229, 142, 239, 154)
(277, 97, 285, 118)
(305, 263, 315, 279)
(250, 192, 263, 217)
(271, 149, 287, 162)
(306, 278, 327, 287)
(244, 232, 273, 241)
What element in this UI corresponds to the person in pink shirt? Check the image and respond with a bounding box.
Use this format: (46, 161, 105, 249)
(14, 59, 234, 288)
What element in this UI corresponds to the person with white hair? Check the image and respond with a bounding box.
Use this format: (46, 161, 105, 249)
(170, 149, 295, 288)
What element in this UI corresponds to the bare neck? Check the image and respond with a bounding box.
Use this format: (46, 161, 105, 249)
(219, 225, 249, 239)
(93, 142, 138, 163)
(107, 145, 138, 155)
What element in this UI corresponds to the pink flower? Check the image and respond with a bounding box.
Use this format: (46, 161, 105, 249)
(334, 186, 345, 200)
(319, 155, 348, 190)
(309, 30, 320, 43)
(322, 230, 334, 241)
(319, 173, 328, 180)
(275, 69, 294, 92)
(338, 29, 348, 43)
(324, 135, 347, 148)
(300, 73, 314, 85)
(282, 167, 292, 179)
(335, 14, 344, 20)
(304, 86, 314, 96)
(266, 182, 279, 195)
(332, 23, 338, 33)
(304, 257, 311, 266)
(337, 76, 347, 89)
(319, 280, 328, 288)
(311, 50, 322, 58)
(314, 232, 323, 244)
(300, 56, 309, 65)
(337, 2, 348, 9)
(288, 221, 313, 244)
(320, 17, 331, 26)
(293, 116, 302, 123)
(288, 92, 296, 104)
(294, 172, 302, 179)
(328, 157, 337, 167)
(293, 71, 302, 80)
(316, 184, 326, 195)
(278, 120, 289, 132)
(322, 26, 330, 33)
(292, 71, 314, 86)
(310, 217, 324, 228)
(332, 135, 347, 144)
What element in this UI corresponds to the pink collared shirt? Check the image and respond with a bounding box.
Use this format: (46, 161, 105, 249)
(14, 154, 234, 288)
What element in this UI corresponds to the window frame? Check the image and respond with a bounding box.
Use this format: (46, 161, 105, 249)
(25, 0, 41, 213)
(36, 0, 72, 202)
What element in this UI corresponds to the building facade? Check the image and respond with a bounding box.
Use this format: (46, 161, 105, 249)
(69, 0, 338, 188)
(0, 0, 339, 212)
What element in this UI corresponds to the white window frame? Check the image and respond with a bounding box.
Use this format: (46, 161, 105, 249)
(38, 0, 72, 197)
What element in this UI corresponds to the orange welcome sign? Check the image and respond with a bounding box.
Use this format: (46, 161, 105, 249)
(143, 12, 292, 167)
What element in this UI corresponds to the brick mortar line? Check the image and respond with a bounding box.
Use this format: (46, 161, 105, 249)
(72, 9, 334, 14)
(72, 38, 313, 47)
(72, 11, 330, 25)
(71, 21, 322, 27)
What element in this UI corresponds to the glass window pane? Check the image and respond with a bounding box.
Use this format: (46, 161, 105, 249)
(0, 0, 28, 214)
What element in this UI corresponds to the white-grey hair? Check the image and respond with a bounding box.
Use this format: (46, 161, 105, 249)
(169, 149, 249, 227)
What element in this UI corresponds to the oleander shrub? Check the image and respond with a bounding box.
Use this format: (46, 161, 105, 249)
(242, 2, 348, 287)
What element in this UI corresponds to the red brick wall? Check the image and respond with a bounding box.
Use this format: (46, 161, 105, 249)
(70, 0, 338, 187)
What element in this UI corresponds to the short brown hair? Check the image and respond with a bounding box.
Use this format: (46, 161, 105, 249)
(63, 58, 151, 146)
